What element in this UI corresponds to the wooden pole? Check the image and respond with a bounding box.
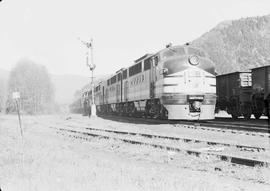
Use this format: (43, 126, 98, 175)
(15, 99, 23, 139)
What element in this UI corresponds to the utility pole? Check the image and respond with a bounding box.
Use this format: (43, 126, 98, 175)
(78, 38, 96, 117)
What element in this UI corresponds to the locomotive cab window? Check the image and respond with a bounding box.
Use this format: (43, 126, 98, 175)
(144, 58, 151, 71)
(129, 62, 142, 77)
(123, 69, 127, 79)
(154, 56, 159, 66)
(117, 73, 122, 82)
(111, 75, 116, 84)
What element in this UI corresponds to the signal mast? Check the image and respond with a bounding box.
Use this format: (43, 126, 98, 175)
(78, 38, 96, 117)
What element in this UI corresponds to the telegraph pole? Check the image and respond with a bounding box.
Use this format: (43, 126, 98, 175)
(78, 38, 96, 117)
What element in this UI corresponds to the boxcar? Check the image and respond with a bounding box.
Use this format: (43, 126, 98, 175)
(216, 72, 252, 119)
(251, 65, 270, 119)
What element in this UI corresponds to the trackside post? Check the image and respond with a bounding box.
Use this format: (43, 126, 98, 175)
(12, 91, 23, 139)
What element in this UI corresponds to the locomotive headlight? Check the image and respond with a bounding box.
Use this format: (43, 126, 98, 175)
(188, 55, 199, 66)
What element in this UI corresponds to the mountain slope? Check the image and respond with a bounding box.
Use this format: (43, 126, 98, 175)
(193, 15, 270, 75)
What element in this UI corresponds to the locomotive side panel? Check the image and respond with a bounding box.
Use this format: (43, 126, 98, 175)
(128, 62, 142, 101)
(127, 61, 152, 102)
(142, 58, 151, 99)
(140, 70, 150, 99)
(108, 75, 117, 106)
(123, 80, 129, 102)
(116, 78, 121, 103)
(128, 73, 148, 101)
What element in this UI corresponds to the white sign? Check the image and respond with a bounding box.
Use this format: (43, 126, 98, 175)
(12, 92, 20, 99)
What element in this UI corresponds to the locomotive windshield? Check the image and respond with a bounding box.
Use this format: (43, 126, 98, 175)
(161, 47, 185, 59)
(188, 47, 205, 57)
(163, 57, 215, 75)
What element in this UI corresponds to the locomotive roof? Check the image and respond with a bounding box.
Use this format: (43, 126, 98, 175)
(134, 54, 153, 63)
(153, 44, 208, 60)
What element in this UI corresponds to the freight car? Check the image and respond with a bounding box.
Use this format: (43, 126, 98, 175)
(251, 65, 270, 119)
(83, 43, 217, 120)
(216, 65, 270, 119)
(216, 72, 252, 119)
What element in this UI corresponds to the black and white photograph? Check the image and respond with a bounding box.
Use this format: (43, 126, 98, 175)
(0, 0, 270, 190)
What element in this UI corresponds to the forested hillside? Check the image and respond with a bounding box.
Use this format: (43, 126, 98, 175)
(193, 15, 270, 75)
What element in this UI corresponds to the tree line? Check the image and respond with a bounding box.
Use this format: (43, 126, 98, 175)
(1, 59, 55, 114)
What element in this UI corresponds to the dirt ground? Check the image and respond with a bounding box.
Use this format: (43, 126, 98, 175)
(0, 114, 269, 191)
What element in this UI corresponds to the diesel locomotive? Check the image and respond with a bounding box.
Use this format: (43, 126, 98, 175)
(79, 45, 270, 120)
(82, 43, 216, 120)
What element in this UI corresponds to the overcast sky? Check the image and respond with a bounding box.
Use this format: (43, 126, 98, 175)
(0, 0, 269, 76)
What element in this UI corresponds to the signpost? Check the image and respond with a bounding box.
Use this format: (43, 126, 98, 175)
(12, 91, 23, 139)
(12, 91, 24, 171)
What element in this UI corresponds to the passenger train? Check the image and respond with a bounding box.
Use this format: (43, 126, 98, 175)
(81, 43, 216, 120)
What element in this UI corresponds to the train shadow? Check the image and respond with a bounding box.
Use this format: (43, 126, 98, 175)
(97, 114, 207, 125)
(97, 115, 270, 129)
(215, 117, 269, 125)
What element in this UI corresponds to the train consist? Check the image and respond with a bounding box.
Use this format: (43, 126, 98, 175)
(216, 66, 270, 119)
(78, 44, 270, 120)
(81, 43, 217, 120)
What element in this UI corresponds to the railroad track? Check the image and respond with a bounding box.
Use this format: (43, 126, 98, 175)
(66, 124, 267, 152)
(51, 124, 270, 167)
(96, 114, 270, 136)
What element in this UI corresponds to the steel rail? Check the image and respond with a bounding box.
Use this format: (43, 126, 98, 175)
(54, 127, 270, 167)
(97, 115, 270, 135)
(63, 124, 267, 152)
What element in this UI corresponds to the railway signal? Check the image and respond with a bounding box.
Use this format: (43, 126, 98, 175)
(78, 38, 96, 117)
